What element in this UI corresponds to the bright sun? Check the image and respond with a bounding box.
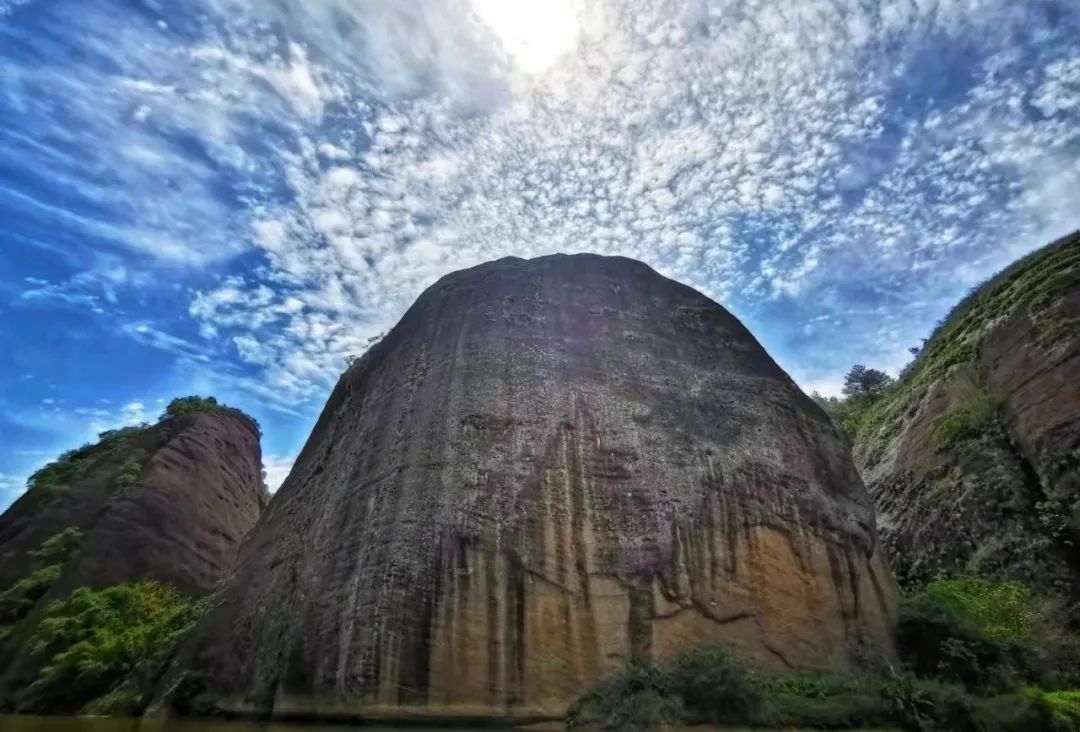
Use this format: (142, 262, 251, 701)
(469, 0, 581, 73)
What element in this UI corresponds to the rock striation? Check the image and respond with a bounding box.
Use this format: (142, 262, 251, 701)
(856, 232, 1080, 594)
(175, 254, 896, 721)
(0, 404, 267, 608)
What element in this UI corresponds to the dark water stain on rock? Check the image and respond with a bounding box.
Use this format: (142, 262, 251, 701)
(171, 253, 896, 722)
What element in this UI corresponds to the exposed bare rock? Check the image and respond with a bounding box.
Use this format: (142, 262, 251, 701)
(856, 232, 1080, 593)
(0, 406, 267, 602)
(175, 253, 896, 722)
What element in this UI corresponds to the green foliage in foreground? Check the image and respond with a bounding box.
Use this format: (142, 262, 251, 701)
(567, 644, 766, 729)
(569, 576, 1080, 730)
(13, 580, 206, 715)
(1025, 688, 1080, 731)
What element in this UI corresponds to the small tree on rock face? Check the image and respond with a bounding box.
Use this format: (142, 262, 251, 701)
(842, 364, 893, 397)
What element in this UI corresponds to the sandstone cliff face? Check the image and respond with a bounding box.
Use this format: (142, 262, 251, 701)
(176, 254, 896, 722)
(856, 232, 1080, 593)
(0, 407, 267, 602)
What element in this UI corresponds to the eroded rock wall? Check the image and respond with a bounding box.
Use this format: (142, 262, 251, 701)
(0, 408, 267, 599)
(857, 232, 1080, 593)
(178, 254, 896, 721)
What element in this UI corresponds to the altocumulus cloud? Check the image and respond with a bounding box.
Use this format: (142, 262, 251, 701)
(3, 0, 1080, 410)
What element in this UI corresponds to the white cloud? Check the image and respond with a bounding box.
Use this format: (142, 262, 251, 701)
(7, 0, 1079, 416)
(0, 472, 28, 509)
(262, 454, 296, 493)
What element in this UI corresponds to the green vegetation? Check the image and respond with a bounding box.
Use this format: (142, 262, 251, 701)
(923, 577, 1032, 643)
(16, 394, 256, 514)
(0, 528, 83, 629)
(1030, 688, 1080, 730)
(567, 644, 766, 729)
(19, 426, 147, 511)
(0, 564, 63, 626)
(13, 580, 206, 715)
(856, 233, 1079, 463)
(929, 394, 1000, 452)
(27, 527, 83, 566)
(116, 459, 142, 488)
(569, 576, 1080, 730)
(161, 395, 258, 433)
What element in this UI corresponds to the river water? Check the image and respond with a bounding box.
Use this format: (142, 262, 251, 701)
(0, 716, 862, 732)
(0, 716, 889, 732)
(0, 718, 512, 732)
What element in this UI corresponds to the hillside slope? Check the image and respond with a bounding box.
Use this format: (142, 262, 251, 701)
(0, 397, 267, 711)
(855, 232, 1080, 593)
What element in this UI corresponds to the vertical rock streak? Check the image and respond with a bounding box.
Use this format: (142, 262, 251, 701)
(180, 254, 895, 720)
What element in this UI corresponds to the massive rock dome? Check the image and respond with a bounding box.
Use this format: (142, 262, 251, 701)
(175, 254, 895, 721)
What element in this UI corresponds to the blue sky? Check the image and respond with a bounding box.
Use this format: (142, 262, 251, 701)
(2, 0, 1078, 508)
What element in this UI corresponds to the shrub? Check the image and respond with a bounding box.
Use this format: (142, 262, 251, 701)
(160, 395, 260, 434)
(764, 673, 888, 729)
(767, 691, 887, 729)
(0, 564, 63, 625)
(897, 588, 1009, 689)
(567, 643, 765, 729)
(879, 675, 982, 731)
(929, 395, 999, 452)
(924, 577, 1032, 644)
(1026, 688, 1080, 731)
(668, 643, 766, 724)
(28, 528, 83, 565)
(161, 396, 220, 419)
(116, 459, 142, 488)
(15, 581, 206, 715)
(566, 661, 682, 729)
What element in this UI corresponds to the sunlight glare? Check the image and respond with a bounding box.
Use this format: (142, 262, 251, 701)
(469, 0, 580, 73)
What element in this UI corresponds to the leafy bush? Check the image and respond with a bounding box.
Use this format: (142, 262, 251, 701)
(0, 564, 63, 625)
(161, 396, 221, 419)
(116, 459, 142, 488)
(897, 587, 1010, 689)
(763, 673, 889, 729)
(925, 577, 1032, 643)
(930, 395, 999, 452)
(568, 644, 765, 729)
(879, 675, 982, 731)
(28, 527, 83, 565)
(667, 643, 766, 724)
(766, 690, 887, 729)
(1011, 688, 1080, 731)
(21, 427, 147, 511)
(566, 661, 682, 729)
(15, 581, 206, 715)
(160, 395, 260, 434)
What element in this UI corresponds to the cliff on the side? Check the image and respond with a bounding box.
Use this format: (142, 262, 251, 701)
(171, 254, 896, 722)
(0, 397, 267, 708)
(855, 232, 1080, 593)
